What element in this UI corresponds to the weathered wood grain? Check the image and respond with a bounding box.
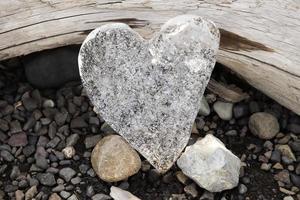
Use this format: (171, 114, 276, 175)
(0, 0, 299, 114)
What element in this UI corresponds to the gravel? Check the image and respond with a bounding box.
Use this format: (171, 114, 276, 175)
(0, 62, 298, 199)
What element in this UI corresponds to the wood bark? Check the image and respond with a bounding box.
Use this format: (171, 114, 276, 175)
(0, 0, 299, 114)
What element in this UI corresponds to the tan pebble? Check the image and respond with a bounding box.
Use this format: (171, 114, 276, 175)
(175, 171, 189, 184)
(91, 135, 141, 182)
(279, 187, 295, 195)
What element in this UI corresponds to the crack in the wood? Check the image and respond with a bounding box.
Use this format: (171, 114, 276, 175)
(0, 30, 87, 52)
(97, 0, 125, 6)
(219, 28, 274, 52)
(0, 11, 109, 34)
(221, 50, 300, 79)
(86, 18, 149, 28)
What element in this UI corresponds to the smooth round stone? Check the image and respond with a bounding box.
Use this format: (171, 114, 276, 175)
(213, 101, 233, 121)
(198, 97, 210, 116)
(248, 112, 279, 139)
(91, 135, 141, 182)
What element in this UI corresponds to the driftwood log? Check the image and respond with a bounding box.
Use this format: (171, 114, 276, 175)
(0, 0, 299, 115)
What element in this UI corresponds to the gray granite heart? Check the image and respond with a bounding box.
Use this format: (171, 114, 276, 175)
(78, 15, 219, 173)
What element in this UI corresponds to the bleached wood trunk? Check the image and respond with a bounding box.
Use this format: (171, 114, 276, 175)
(0, 0, 300, 114)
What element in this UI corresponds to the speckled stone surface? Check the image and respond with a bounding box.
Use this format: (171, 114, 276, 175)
(78, 15, 220, 172)
(177, 134, 241, 192)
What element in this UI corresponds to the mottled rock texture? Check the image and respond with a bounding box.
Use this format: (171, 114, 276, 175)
(91, 135, 141, 182)
(177, 134, 241, 192)
(79, 15, 220, 172)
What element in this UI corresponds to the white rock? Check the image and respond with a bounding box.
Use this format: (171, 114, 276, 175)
(198, 97, 210, 116)
(177, 134, 241, 192)
(110, 186, 140, 200)
(213, 101, 233, 120)
(62, 146, 76, 159)
(79, 15, 220, 172)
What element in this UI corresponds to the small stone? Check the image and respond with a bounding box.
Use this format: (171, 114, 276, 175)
(110, 186, 140, 200)
(279, 187, 295, 195)
(141, 161, 151, 172)
(25, 185, 37, 200)
(35, 156, 49, 169)
(287, 123, 300, 134)
(184, 183, 198, 198)
(260, 163, 271, 171)
(36, 173, 56, 186)
(213, 101, 233, 121)
(23, 117, 36, 131)
(290, 141, 300, 152)
(59, 167, 76, 182)
(86, 186, 95, 197)
(238, 184, 247, 194)
(15, 190, 25, 200)
(248, 112, 279, 139)
(92, 193, 111, 200)
(48, 122, 57, 139)
(233, 104, 249, 119)
(176, 171, 189, 185)
(62, 146, 76, 159)
(270, 150, 281, 163)
(273, 163, 284, 169)
(191, 123, 199, 134)
(225, 130, 238, 136)
(23, 145, 35, 157)
(43, 99, 55, 108)
(0, 119, 9, 132)
(263, 141, 273, 150)
(70, 117, 88, 129)
(91, 135, 141, 182)
(9, 120, 22, 134)
(49, 193, 62, 200)
(296, 164, 300, 175)
(18, 180, 28, 189)
(199, 191, 214, 200)
(290, 173, 300, 187)
(55, 112, 68, 126)
(100, 122, 115, 133)
(198, 97, 210, 116)
(8, 132, 28, 147)
(10, 166, 20, 180)
(195, 117, 205, 130)
(22, 96, 38, 111)
(274, 170, 291, 184)
(4, 185, 18, 193)
(79, 164, 89, 174)
(277, 145, 296, 161)
(52, 185, 65, 192)
(89, 117, 100, 126)
(277, 135, 291, 144)
(177, 134, 240, 192)
(66, 134, 80, 147)
(68, 194, 79, 200)
(46, 137, 61, 148)
(283, 196, 294, 200)
(1, 150, 14, 162)
(60, 191, 71, 198)
(84, 135, 102, 149)
(0, 131, 8, 142)
(70, 177, 81, 185)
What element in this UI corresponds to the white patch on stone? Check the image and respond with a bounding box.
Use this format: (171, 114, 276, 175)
(110, 186, 140, 200)
(78, 15, 220, 172)
(177, 134, 241, 192)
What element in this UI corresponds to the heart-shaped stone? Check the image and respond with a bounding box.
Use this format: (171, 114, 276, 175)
(78, 15, 220, 173)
